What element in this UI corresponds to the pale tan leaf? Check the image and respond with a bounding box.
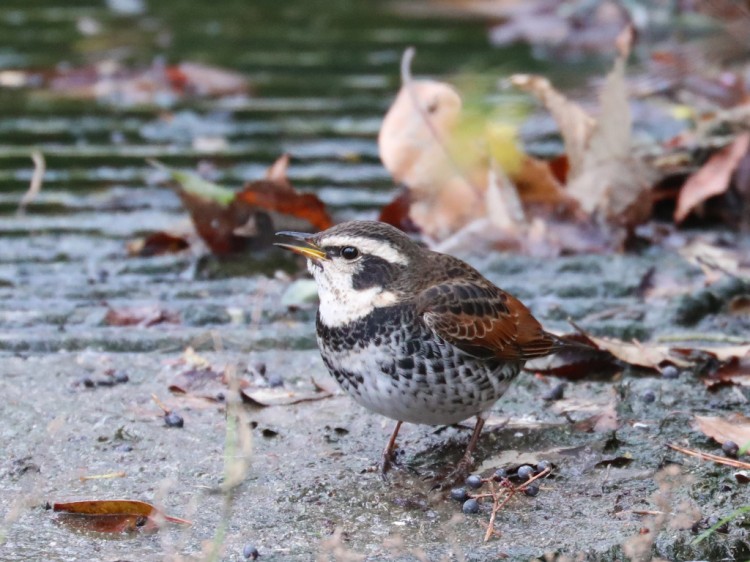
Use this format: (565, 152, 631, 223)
(485, 159, 525, 233)
(674, 132, 750, 223)
(583, 334, 693, 369)
(510, 74, 594, 178)
(694, 414, 750, 447)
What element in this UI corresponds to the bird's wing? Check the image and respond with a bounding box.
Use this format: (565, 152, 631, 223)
(417, 280, 558, 361)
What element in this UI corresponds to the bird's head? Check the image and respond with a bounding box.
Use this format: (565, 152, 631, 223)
(276, 221, 422, 326)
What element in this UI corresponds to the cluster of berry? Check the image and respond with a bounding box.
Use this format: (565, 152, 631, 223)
(450, 461, 552, 514)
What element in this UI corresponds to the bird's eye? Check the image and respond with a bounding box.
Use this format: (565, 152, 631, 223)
(341, 246, 359, 260)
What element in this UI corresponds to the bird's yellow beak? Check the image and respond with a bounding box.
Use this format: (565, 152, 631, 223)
(275, 231, 328, 261)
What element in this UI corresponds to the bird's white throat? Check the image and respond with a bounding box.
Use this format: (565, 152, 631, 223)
(309, 260, 398, 327)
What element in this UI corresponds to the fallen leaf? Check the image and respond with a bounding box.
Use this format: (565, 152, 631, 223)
(485, 159, 525, 234)
(126, 232, 189, 257)
(513, 26, 655, 231)
(104, 306, 179, 327)
(378, 48, 486, 240)
(674, 133, 750, 223)
(694, 414, 750, 448)
(166, 62, 249, 97)
(378, 188, 419, 233)
(240, 387, 332, 407)
(47, 60, 248, 106)
(52, 499, 190, 534)
(579, 333, 692, 370)
(510, 74, 594, 178)
(153, 156, 332, 255)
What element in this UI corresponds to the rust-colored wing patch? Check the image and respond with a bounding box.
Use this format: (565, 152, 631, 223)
(418, 281, 557, 361)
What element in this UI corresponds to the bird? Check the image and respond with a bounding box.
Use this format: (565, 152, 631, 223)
(276, 220, 568, 482)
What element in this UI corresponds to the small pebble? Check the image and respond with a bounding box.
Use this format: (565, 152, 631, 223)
(115, 443, 133, 453)
(536, 460, 551, 473)
(450, 487, 469, 502)
(722, 440, 739, 458)
(465, 474, 483, 489)
(492, 468, 508, 481)
(164, 412, 184, 428)
(517, 465, 534, 480)
(523, 483, 540, 497)
(242, 544, 260, 559)
(462, 498, 480, 514)
(660, 365, 679, 379)
(81, 377, 95, 388)
(641, 389, 656, 403)
(267, 373, 284, 388)
(113, 371, 129, 384)
(542, 382, 566, 401)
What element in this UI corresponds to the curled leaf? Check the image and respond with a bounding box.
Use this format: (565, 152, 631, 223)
(52, 499, 190, 534)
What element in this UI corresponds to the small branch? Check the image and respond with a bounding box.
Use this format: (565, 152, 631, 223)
(151, 393, 171, 414)
(17, 150, 45, 215)
(656, 333, 749, 344)
(667, 443, 750, 470)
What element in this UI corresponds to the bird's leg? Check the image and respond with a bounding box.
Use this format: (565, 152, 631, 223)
(440, 417, 486, 487)
(379, 420, 403, 478)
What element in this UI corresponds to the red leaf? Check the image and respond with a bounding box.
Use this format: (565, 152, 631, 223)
(674, 133, 750, 223)
(127, 232, 189, 257)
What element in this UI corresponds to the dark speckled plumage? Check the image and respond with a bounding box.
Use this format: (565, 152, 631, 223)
(277, 220, 566, 476)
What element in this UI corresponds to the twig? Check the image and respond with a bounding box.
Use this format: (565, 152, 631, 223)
(79, 471, 127, 481)
(151, 393, 171, 414)
(482, 467, 552, 542)
(656, 333, 749, 344)
(17, 150, 45, 215)
(667, 443, 750, 470)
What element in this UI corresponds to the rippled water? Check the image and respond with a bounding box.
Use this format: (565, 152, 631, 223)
(0, 0, 554, 350)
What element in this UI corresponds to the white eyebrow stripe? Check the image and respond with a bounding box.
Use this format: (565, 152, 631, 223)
(322, 235, 409, 265)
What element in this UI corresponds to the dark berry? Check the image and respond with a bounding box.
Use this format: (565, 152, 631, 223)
(164, 412, 184, 428)
(113, 371, 129, 384)
(660, 365, 679, 379)
(267, 373, 284, 388)
(722, 440, 739, 458)
(450, 487, 469, 502)
(517, 465, 534, 480)
(466, 474, 483, 489)
(81, 377, 95, 388)
(641, 389, 656, 403)
(253, 362, 266, 376)
(542, 382, 566, 401)
(462, 498, 480, 514)
(536, 460, 551, 473)
(492, 468, 508, 481)
(242, 544, 260, 559)
(524, 483, 540, 497)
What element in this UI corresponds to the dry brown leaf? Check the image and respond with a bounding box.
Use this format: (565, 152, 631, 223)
(126, 232, 189, 257)
(104, 306, 179, 327)
(53, 499, 190, 534)
(674, 132, 750, 223)
(694, 414, 750, 447)
(513, 26, 654, 229)
(159, 155, 331, 254)
(510, 74, 594, 178)
(582, 334, 692, 370)
(512, 156, 572, 206)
